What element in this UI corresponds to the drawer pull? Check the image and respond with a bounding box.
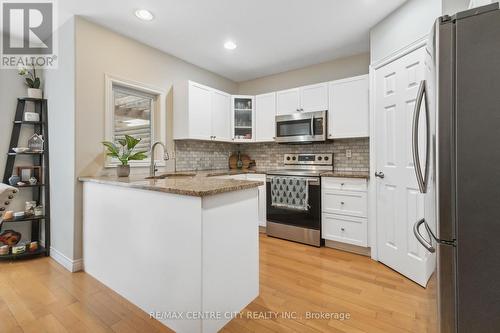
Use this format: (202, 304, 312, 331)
(340, 201, 345, 205)
(341, 227, 345, 232)
(341, 183, 345, 186)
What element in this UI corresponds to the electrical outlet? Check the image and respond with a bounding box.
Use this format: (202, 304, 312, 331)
(346, 149, 352, 158)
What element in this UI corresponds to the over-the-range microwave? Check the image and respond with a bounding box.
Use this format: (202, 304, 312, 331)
(275, 110, 327, 143)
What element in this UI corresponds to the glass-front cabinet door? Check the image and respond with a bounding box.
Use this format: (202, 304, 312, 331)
(232, 95, 255, 142)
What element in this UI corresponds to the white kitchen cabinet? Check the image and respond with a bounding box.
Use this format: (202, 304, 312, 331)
(174, 81, 232, 142)
(328, 75, 369, 139)
(300, 82, 329, 112)
(232, 95, 255, 142)
(188, 81, 212, 140)
(276, 88, 300, 115)
(276, 83, 328, 115)
(212, 173, 267, 227)
(322, 177, 368, 247)
(255, 92, 276, 142)
(246, 173, 267, 227)
(211, 89, 231, 141)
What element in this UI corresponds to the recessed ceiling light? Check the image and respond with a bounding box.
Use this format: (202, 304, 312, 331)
(224, 41, 237, 50)
(135, 9, 154, 21)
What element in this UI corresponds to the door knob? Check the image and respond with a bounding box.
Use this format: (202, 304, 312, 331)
(375, 171, 385, 179)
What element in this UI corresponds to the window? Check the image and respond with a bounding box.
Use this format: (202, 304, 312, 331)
(105, 75, 166, 167)
(113, 85, 154, 157)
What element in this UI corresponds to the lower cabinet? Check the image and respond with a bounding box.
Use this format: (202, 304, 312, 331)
(322, 177, 368, 247)
(213, 173, 267, 227)
(246, 174, 267, 227)
(322, 214, 367, 247)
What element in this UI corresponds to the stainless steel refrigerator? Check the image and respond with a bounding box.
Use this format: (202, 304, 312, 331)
(412, 3, 500, 333)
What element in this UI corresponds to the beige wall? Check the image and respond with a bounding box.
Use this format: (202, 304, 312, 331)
(75, 17, 238, 179)
(237, 53, 369, 95)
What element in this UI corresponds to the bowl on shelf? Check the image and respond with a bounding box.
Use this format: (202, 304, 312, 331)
(12, 147, 29, 153)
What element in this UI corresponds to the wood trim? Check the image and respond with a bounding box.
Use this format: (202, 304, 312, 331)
(104, 73, 167, 168)
(370, 36, 428, 70)
(50, 246, 84, 272)
(324, 239, 371, 256)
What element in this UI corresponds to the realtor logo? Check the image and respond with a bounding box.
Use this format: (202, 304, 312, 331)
(1, 0, 58, 68)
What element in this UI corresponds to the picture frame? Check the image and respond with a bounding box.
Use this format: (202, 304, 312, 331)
(16, 166, 42, 183)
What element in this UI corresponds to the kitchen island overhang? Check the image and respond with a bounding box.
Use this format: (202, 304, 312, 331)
(79, 175, 261, 333)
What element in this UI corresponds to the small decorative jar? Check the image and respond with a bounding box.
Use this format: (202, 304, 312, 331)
(29, 241, 38, 252)
(0, 245, 9, 255)
(34, 205, 43, 217)
(8, 175, 20, 186)
(25, 201, 37, 217)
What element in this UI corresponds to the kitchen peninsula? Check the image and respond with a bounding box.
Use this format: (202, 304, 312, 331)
(79, 173, 262, 333)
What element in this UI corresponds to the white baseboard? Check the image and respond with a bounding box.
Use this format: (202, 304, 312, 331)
(50, 247, 83, 272)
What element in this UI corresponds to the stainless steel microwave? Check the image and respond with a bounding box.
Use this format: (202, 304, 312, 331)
(275, 111, 327, 143)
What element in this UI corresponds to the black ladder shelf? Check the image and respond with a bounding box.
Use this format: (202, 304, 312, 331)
(1, 98, 50, 260)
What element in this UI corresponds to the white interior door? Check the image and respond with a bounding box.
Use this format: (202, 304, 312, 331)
(211, 90, 231, 141)
(374, 46, 435, 287)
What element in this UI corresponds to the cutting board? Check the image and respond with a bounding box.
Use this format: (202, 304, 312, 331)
(229, 153, 251, 169)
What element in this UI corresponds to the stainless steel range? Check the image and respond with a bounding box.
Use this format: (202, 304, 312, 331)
(266, 153, 333, 247)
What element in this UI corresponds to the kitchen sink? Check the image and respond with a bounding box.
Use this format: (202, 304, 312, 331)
(145, 173, 196, 180)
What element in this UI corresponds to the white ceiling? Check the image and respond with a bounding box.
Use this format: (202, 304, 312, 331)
(60, 0, 407, 82)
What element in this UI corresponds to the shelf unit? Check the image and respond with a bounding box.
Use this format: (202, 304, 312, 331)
(1, 98, 50, 260)
(232, 95, 255, 142)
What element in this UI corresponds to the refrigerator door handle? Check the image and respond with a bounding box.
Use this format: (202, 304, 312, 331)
(412, 80, 430, 194)
(413, 218, 436, 253)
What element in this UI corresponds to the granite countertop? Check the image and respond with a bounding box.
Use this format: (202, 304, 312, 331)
(320, 171, 370, 179)
(79, 170, 264, 197)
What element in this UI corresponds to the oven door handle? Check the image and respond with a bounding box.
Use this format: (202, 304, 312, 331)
(266, 178, 320, 186)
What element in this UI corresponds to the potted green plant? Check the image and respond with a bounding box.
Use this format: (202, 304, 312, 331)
(18, 65, 43, 99)
(102, 135, 148, 177)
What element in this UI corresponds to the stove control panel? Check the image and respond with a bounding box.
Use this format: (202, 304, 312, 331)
(284, 153, 333, 165)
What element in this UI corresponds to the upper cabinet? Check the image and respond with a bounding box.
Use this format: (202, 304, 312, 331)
(174, 81, 231, 142)
(255, 92, 276, 142)
(328, 75, 369, 139)
(174, 76, 369, 143)
(187, 81, 212, 141)
(232, 95, 255, 142)
(276, 88, 300, 115)
(300, 83, 329, 112)
(276, 83, 328, 115)
(211, 89, 232, 141)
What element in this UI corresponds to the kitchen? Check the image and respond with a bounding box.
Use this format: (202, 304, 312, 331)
(0, 0, 499, 333)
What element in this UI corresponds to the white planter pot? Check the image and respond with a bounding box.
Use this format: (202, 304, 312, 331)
(27, 88, 43, 99)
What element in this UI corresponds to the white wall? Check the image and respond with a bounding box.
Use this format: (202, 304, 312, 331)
(238, 53, 369, 95)
(43, 17, 77, 264)
(72, 17, 238, 261)
(370, 0, 441, 65)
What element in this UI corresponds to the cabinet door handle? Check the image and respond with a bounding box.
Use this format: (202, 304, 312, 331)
(375, 171, 385, 179)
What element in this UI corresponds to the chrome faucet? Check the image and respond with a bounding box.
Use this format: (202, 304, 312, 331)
(150, 141, 169, 177)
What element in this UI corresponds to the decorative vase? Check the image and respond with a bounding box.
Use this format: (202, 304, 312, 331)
(27, 88, 43, 99)
(117, 165, 130, 177)
(8, 175, 20, 186)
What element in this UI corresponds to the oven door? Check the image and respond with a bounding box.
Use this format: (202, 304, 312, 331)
(275, 111, 326, 143)
(266, 176, 321, 230)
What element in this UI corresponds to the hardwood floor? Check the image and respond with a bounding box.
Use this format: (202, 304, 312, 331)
(0, 234, 437, 332)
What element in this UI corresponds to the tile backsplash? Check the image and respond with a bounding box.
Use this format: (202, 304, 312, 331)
(175, 138, 369, 172)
